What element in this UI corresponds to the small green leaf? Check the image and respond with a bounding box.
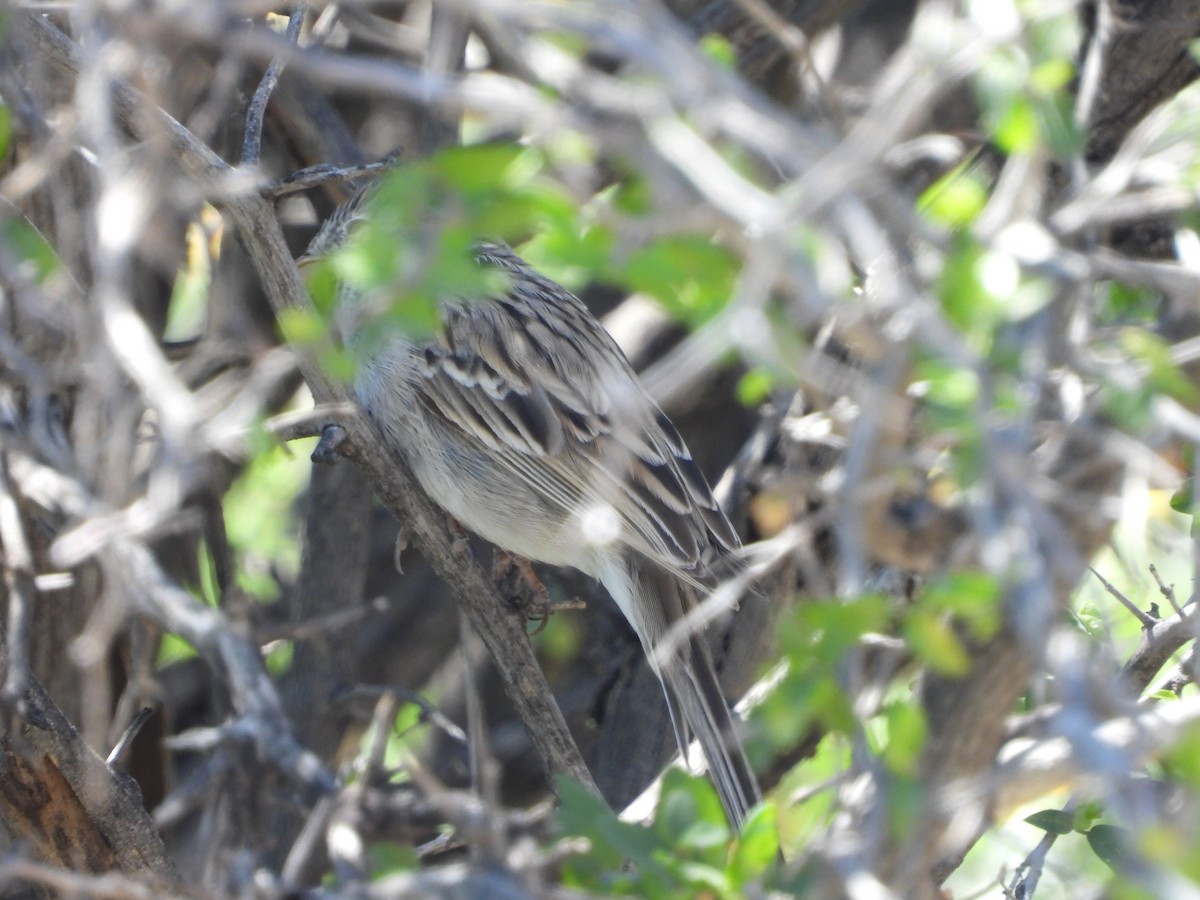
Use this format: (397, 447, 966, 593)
(1170, 479, 1193, 514)
(882, 704, 928, 777)
(2, 218, 60, 283)
(905, 609, 972, 676)
(276, 307, 328, 345)
(157, 632, 197, 667)
(699, 33, 737, 70)
(730, 802, 778, 886)
(265, 639, 293, 676)
(368, 842, 418, 877)
(0, 105, 12, 160)
(737, 369, 774, 407)
(623, 236, 738, 326)
(919, 165, 989, 228)
(656, 768, 730, 851)
(1087, 824, 1134, 873)
(1025, 809, 1075, 835)
(994, 95, 1040, 153)
(433, 143, 540, 195)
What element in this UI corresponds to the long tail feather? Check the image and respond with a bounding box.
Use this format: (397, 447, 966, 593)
(636, 560, 762, 829)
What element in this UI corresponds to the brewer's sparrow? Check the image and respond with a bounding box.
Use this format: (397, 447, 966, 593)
(306, 195, 761, 827)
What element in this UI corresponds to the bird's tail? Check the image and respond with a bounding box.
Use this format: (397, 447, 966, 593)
(636, 560, 762, 829)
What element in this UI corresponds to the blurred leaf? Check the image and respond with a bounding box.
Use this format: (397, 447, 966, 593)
(881, 703, 927, 777)
(305, 258, 342, 315)
(157, 632, 197, 667)
(277, 306, 328, 346)
(919, 164, 989, 228)
(905, 609, 972, 676)
(1100, 381, 1154, 434)
(433, 143, 540, 195)
(2, 218, 60, 283)
(0, 105, 11, 161)
(699, 33, 737, 70)
(1094, 281, 1161, 327)
(225, 441, 312, 601)
(369, 843, 418, 878)
(265, 639, 293, 677)
(1025, 809, 1075, 834)
(318, 345, 358, 385)
(557, 777, 671, 892)
(730, 803, 777, 886)
(623, 236, 738, 326)
(995, 95, 1040, 153)
(612, 174, 654, 216)
(736, 369, 774, 407)
(1087, 824, 1134, 873)
(921, 571, 1001, 640)
(1120, 327, 1200, 405)
(656, 769, 730, 854)
(1031, 58, 1074, 93)
(914, 359, 980, 411)
(165, 215, 218, 342)
(1170, 479, 1194, 514)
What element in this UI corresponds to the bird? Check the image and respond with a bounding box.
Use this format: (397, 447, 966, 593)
(304, 190, 762, 828)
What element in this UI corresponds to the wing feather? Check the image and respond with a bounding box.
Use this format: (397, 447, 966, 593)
(415, 243, 738, 570)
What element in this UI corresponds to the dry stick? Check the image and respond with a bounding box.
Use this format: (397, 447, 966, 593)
(18, 11, 595, 796)
(0, 451, 35, 712)
(242, 5, 307, 167)
(1089, 566, 1159, 629)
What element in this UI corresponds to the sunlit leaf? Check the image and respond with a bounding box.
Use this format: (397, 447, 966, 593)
(1025, 809, 1075, 835)
(905, 609, 972, 676)
(730, 803, 778, 886)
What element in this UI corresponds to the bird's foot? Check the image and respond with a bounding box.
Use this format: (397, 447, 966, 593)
(491, 549, 585, 633)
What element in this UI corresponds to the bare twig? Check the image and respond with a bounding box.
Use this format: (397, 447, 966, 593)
(241, 5, 307, 167)
(1090, 566, 1158, 629)
(0, 452, 35, 712)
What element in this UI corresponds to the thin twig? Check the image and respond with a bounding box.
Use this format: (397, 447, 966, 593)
(241, 5, 307, 167)
(1089, 566, 1158, 628)
(1149, 563, 1183, 618)
(0, 451, 35, 713)
(263, 156, 401, 198)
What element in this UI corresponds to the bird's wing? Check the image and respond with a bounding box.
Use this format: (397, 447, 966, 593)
(413, 245, 738, 570)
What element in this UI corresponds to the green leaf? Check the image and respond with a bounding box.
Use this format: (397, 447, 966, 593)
(736, 369, 774, 407)
(557, 776, 670, 889)
(2, 218, 60, 283)
(699, 33, 737, 70)
(921, 571, 1001, 640)
(368, 842, 419, 877)
(433, 143, 541, 196)
(919, 164, 989, 228)
(0, 105, 12, 161)
(622, 236, 738, 326)
(730, 802, 778, 886)
(1169, 479, 1193, 515)
(1121, 327, 1200, 405)
(656, 768, 730, 852)
(276, 307, 328, 346)
(881, 703, 927, 777)
(165, 217, 214, 342)
(994, 95, 1040, 153)
(1087, 824, 1134, 873)
(914, 359, 980, 411)
(905, 609, 972, 676)
(157, 632, 197, 667)
(265, 639, 293, 676)
(1025, 808, 1075, 835)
